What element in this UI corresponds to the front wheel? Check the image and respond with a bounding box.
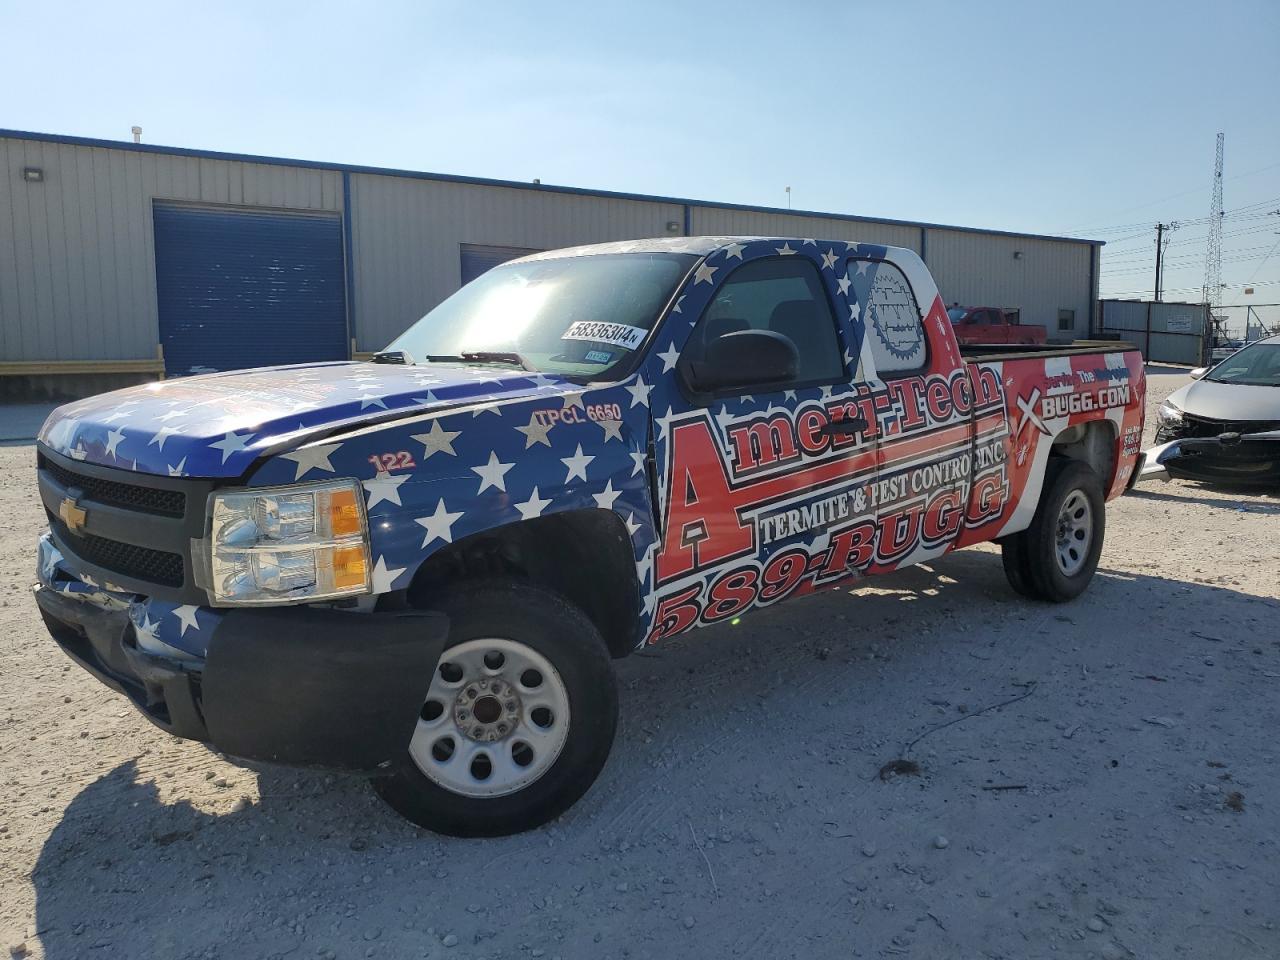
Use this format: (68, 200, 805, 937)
(1001, 459, 1105, 603)
(371, 580, 618, 837)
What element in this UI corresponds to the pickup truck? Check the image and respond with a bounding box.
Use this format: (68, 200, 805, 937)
(33, 236, 1145, 836)
(948, 305, 1048, 346)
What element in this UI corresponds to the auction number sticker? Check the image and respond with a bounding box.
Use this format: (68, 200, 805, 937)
(562, 321, 647, 351)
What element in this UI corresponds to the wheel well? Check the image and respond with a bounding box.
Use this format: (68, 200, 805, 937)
(405, 509, 642, 658)
(1049, 420, 1117, 486)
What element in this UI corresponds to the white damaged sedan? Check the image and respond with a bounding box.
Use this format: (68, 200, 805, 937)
(1141, 334, 1280, 485)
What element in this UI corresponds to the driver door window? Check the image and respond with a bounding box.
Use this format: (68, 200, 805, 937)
(683, 257, 844, 390)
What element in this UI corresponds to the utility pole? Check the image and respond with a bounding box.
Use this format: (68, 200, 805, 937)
(1152, 221, 1178, 302)
(1154, 222, 1165, 301)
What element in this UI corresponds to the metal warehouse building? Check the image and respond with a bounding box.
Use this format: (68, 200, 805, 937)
(1, 129, 1101, 399)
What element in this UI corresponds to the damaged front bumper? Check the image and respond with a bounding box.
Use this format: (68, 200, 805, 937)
(34, 545, 448, 771)
(1138, 431, 1280, 485)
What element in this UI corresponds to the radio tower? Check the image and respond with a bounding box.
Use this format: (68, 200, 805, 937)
(1203, 133, 1224, 328)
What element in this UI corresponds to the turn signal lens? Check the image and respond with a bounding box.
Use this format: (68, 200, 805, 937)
(330, 545, 369, 590)
(329, 488, 362, 538)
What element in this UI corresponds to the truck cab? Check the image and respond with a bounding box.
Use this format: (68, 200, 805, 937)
(34, 236, 1143, 835)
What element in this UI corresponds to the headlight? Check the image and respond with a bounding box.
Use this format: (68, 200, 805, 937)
(1156, 400, 1183, 425)
(198, 479, 371, 605)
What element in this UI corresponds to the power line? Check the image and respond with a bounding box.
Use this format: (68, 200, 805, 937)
(1103, 221, 1278, 253)
(1245, 236, 1280, 284)
(1056, 163, 1280, 234)
(1101, 242, 1280, 267)
(1095, 209, 1274, 245)
(1087, 202, 1279, 239)
(1100, 250, 1278, 276)
(1104, 246, 1279, 267)
(1103, 278, 1280, 298)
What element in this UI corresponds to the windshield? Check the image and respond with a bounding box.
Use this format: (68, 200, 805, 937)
(386, 253, 697, 378)
(946, 307, 968, 324)
(1205, 342, 1280, 387)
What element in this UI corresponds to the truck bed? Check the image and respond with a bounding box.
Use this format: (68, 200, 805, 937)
(959, 339, 1137, 363)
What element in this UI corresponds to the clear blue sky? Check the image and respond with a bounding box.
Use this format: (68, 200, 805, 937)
(4, 0, 1278, 328)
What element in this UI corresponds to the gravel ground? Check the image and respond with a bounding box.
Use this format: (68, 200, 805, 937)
(2, 367, 1277, 960)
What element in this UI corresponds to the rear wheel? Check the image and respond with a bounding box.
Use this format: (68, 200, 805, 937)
(1001, 459, 1105, 602)
(371, 580, 618, 837)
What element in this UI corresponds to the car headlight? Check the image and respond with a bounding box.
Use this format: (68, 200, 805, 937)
(197, 479, 371, 605)
(1156, 400, 1183, 425)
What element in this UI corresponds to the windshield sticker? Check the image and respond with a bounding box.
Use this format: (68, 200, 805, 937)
(562, 321, 647, 351)
(584, 349, 614, 364)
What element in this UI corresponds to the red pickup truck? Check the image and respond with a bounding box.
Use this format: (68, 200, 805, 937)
(949, 305, 1048, 345)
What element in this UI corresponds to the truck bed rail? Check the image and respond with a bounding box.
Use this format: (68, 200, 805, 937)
(959, 340, 1137, 362)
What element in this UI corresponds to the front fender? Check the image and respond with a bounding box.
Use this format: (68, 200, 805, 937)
(246, 384, 660, 605)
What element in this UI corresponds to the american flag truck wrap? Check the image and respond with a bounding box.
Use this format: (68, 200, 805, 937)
(33, 236, 1144, 835)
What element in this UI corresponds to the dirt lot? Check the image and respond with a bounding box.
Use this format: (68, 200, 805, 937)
(1, 367, 1277, 960)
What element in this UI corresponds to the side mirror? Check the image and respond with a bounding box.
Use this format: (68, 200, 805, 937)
(1189, 366, 1208, 380)
(687, 329, 798, 394)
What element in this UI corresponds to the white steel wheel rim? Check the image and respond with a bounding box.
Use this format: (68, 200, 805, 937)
(409, 638, 571, 799)
(1054, 489, 1093, 577)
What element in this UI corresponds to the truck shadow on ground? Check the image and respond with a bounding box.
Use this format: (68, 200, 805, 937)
(30, 550, 1280, 959)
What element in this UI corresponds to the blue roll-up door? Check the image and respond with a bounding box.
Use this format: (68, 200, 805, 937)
(459, 243, 542, 286)
(153, 203, 348, 376)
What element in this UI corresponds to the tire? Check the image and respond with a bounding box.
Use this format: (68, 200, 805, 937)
(1009, 459, 1106, 603)
(999, 533, 1037, 599)
(371, 579, 618, 837)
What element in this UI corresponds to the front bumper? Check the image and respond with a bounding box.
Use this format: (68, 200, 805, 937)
(34, 583, 448, 771)
(1138, 433, 1280, 486)
(1137, 441, 1176, 482)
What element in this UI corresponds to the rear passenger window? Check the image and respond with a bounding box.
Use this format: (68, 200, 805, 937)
(851, 260, 926, 375)
(689, 257, 844, 385)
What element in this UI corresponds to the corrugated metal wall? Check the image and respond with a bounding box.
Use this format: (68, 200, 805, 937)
(1097, 299, 1208, 364)
(923, 229, 1095, 340)
(2, 132, 1099, 371)
(349, 174, 685, 350)
(691, 207, 922, 253)
(0, 136, 340, 362)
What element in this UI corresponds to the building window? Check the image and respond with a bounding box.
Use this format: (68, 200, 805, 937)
(1058, 309, 1075, 332)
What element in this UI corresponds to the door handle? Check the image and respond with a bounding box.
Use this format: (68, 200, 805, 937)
(818, 417, 869, 437)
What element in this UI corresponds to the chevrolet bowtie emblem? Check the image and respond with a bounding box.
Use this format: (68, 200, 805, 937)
(58, 496, 88, 533)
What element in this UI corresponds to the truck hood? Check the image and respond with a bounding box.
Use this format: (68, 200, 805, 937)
(39, 361, 576, 478)
(1168, 378, 1280, 423)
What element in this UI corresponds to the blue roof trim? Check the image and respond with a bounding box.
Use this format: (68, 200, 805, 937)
(1, 127, 1104, 247)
